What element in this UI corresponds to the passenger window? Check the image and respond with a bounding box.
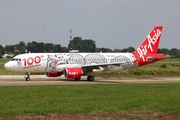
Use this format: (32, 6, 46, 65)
(11, 58, 15, 61)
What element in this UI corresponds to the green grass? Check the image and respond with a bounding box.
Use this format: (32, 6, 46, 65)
(0, 59, 10, 63)
(0, 84, 180, 117)
(158, 58, 180, 63)
(1, 58, 180, 118)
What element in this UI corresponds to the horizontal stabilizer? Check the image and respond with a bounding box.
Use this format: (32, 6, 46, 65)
(146, 54, 165, 62)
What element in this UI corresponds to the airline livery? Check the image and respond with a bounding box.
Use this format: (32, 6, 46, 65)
(4, 26, 165, 81)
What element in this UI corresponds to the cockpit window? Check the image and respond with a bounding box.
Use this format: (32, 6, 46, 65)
(11, 58, 21, 61)
(11, 58, 15, 61)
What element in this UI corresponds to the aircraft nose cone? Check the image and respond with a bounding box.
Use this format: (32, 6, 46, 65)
(4, 62, 11, 70)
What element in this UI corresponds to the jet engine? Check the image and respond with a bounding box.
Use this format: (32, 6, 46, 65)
(46, 72, 63, 77)
(64, 68, 83, 79)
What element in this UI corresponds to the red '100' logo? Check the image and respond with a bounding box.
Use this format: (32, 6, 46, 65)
(23, 56, 41, 66)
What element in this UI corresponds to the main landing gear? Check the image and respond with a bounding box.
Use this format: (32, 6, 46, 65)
(87, 75, 94, 81)
(74, 76, 94, 81)
(86, 70, 94, 81)
(25, 72, 31, 81)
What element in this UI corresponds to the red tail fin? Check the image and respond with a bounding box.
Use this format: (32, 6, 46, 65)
(137, 26, 162, 54)
(132, 26, 164, 66)
(133, 26, 163, 60)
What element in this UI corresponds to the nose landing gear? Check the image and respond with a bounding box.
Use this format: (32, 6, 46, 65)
(25, 72, 31, 81)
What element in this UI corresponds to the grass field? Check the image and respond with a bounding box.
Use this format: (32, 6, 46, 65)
(1, 58, 180, 119)
(0, 84, 180, 118)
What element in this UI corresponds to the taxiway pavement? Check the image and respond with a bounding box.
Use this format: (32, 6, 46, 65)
(0, 75, 180, 86)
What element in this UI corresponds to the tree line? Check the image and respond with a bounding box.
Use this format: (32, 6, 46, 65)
(0, 37, 179, 58)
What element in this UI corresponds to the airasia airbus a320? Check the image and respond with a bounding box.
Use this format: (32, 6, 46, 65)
(4, 26, 165, 81)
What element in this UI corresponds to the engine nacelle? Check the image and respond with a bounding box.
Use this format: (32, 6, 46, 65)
(64, 68, 83, 78)
(46, 72, 63, 77)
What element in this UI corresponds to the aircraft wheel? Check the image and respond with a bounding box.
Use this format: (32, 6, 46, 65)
(87, 76, 94, 81)
(26, 78, 30, 81)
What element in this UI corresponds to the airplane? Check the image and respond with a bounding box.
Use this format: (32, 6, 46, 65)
(4, 26, 165, 81)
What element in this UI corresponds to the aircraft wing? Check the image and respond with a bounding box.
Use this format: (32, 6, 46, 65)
(82, 62, 127, 70)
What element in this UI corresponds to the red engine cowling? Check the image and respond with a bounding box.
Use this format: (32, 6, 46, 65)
(46, 72, 63, 77)
(64, 68, 83, 78)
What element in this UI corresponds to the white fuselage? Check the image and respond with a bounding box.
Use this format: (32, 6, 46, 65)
(4, 52, 138, 72)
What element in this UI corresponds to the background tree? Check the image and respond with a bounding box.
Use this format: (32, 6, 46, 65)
(60, 47, 69, 52)
(44, 43, 54, 52)
(27, 41, 39, 53)
(4, 45, 14, 54)
(68, 37, 96, 52)
(113, 49, 121, 52)
(121, 47, 135, 52)
(0, 45, 5, 57)
(2, 36, 180, 58)
(16, 41, 27, 54)
(83, 39, 96, 52)
(37, 42, 45, 52)
(96, 48, 113, 52)
(158, 48, 171, 55)
(175, 50, 180, 58)
(68, 37, 82, 50)
(170, 48, 178, 57)
(53, 44, 62, 52)
(27, 42, 46, 53)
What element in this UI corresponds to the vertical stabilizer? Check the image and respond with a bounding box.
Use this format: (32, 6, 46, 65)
(132, 26, 164, 66)
(133, 26, 163, 60)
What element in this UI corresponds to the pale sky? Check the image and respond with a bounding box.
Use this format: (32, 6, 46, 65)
(0, 0, 180, 49)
